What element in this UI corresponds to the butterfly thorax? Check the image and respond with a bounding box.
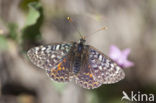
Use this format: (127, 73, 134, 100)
(78, 38, 85, 52)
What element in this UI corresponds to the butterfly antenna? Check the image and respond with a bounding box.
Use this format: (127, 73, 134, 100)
(67, 17, 84, 39)
(86, 26, 107, 39)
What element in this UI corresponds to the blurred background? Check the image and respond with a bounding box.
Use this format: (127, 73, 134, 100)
(0, 0, 156, 103)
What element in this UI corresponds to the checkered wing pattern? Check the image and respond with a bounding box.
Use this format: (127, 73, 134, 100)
(46, 57, 72, 82)
(27, 43, 72, 70)
(88, 46, 125, 84)
(27, 43, 74, 82)
(75, 69, 102, 89)
(74, 48, 102, 89)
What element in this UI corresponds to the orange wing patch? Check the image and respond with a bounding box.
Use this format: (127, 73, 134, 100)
(75, 72, 102, 89)
(47, 58, 71, 82)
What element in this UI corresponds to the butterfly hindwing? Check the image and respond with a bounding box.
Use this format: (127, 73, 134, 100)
(27, 43, 72, 71)
(74, 47, 102, 89)
(46, 57, 72, 82)
(88, 46, 125, 84)
(75, 71, 102, 89)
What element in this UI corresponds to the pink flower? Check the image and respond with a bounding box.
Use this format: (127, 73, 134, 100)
(109, 45, 134, 68)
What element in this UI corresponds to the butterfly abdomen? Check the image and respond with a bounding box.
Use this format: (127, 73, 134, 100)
(72, 43, 84, 74)
(73, 57, 81, 74)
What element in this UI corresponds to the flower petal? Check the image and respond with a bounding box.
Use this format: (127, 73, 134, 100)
(122, 48, 131, 58)
(109, 45, 134, 68)
(109, 45, 121, 60)
(123, 60, 134, 68)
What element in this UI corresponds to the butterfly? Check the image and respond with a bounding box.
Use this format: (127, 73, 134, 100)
(27, 37, 125, 89)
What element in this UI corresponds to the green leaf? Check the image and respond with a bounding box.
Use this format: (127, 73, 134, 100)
(0, 35, 8, 50)
(21, 1, 43, 51)
(8, 23, 18, 41)
(25, 2, 41, 26)
(20, 0, 39, 11)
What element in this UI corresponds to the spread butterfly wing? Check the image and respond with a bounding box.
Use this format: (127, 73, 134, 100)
(88, 46, 125, 84)
(27, 43, 72, 71)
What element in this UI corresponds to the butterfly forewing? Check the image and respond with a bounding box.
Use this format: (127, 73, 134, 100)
(88, 46, 125, 84)
(27, 43, 72, 71)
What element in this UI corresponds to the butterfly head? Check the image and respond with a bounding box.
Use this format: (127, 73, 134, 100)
(79, 35, 86, 44)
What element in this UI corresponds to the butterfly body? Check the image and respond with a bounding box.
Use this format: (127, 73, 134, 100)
(27, 38, 125, 89)
(72, 39, 88, 75)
